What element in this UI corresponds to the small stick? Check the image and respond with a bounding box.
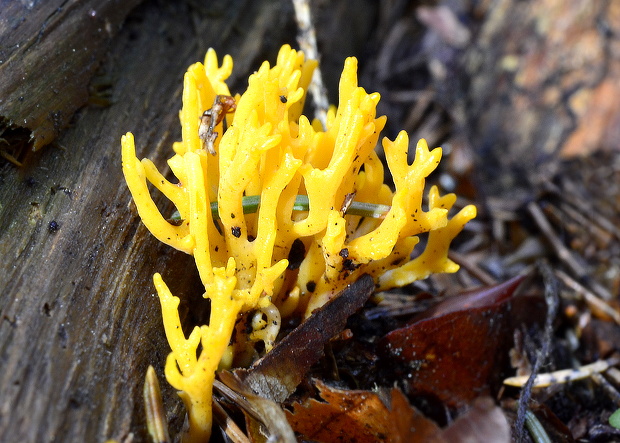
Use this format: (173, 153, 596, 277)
(515, 261, 559, 441)
(212, 399, 251, 443)
(527, 201, 585, 280)
(447, 250, 496, 286)
(554, 269, 620, 325)
(528, 201, 613, 301)
(559, 178, 620, 241)
(557, 200, 611, 246)
(592, 373, 620, 407)
(292, 0, 329, 128)
(213, 380, 263, 424)
(505, 357, 620, 388)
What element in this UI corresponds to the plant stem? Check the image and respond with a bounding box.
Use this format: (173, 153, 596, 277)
(170, 195, 391, 222)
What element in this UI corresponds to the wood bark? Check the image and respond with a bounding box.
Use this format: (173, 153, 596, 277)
(0, 0, 295, 441)
(0, 0, 143, 150)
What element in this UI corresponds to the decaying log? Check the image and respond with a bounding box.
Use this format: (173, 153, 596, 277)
(0, 0, 143, 152)
(0, 1, 296, 441)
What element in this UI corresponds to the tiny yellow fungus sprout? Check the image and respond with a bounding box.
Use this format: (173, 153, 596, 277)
(121, 44, 476, 442)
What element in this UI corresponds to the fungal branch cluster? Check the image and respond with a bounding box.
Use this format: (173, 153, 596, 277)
(121, 44, 476, 442)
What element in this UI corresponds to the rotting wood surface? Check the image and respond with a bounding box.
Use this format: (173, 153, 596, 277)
(0, 0, 143, 151)
(0, 1, 296, 441)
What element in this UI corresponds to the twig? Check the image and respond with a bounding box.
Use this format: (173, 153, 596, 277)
(448, 250, 497, 286)
(557, 177, 620, 242)
(0, 147, 23, 167)
(505, 357, 620, 388)
(527, 201, 613, 301)
(605, 367, 620, 387)
(212, 399, 251, 443)
(554, 269, 620, 325)
(213, 379, 263, 424)
(292, 0, 329, 128)
(514, 260, 559, 442)
(592, 373, 620, 407)
(376, 20, 415, 82)
(527, 202, 585, 280)
(556, 200, 612, 247)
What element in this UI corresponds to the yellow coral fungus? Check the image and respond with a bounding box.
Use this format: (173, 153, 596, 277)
(121, 44, 476, 442)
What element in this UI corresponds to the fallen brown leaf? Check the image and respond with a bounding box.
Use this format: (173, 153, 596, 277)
(379, 276, 526, 407)
(286, 381, 510, 443)
(440, 397, 510, 443)
(286, 380, 441, 443)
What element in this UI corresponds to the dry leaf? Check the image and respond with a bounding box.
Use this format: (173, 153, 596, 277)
(440, 397, 510, 443)
(287, 380, 441, 443)
(380, 277, 526, 407)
